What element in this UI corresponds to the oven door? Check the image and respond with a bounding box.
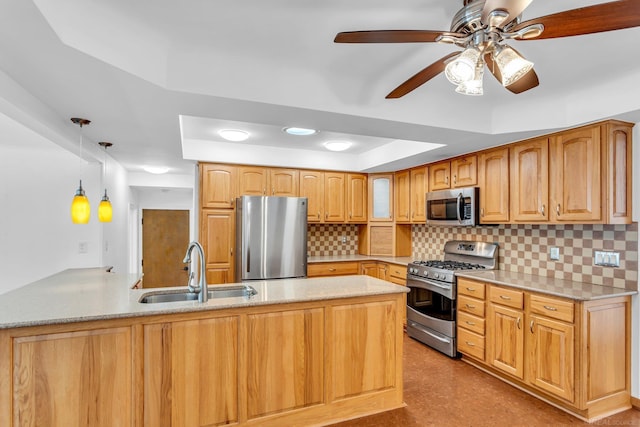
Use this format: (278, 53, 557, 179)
(406, 277, 456, 337)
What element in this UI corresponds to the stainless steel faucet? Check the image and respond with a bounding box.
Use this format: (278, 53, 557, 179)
(183, 241, 208, 303)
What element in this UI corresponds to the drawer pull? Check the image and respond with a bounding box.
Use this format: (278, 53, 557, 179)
(465, 321, 476, 326)
(328, 268, 336, 272)
(465, 341, 475, 347)
(465, 287, 476, 292)
(543, 305, 557, 311)
(499, 295, 511, 300)
(465, 304, 475, 309)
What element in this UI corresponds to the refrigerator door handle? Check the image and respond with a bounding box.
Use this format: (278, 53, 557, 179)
(246, 247, 250, 273)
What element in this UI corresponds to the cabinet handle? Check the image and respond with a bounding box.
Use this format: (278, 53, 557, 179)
(540, 204, 545, 216)
(556, 204, 561, 216)
(530, 320, 534, 333)
(465, 287, 476, 292)
(517, 317, 521, 329)
(317, 211, 320, 219)
(328, 268, 336, 272)
(445, 176, 449, 184)
(465, 320, 476, 326)
(325, 213, 328, 219)
(543, 305, 558, 311)
(465, 304, 475, 309)
(453, 174, 457, 184)
(480, 208, 484, 217)
(465, 341, 475, 347)
(263, 188, 266, 195)
(230, 248, 233, 256)
(349, 213, 352, 219)
(499, 295, 511, 300)
(272, 188, 275, 195)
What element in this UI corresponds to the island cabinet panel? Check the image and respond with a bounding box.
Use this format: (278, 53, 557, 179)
(330, 300, 397, 399)
(10, 327, 133, 427)
(143, 316, 239, 427)
(246, 308, 324, 419)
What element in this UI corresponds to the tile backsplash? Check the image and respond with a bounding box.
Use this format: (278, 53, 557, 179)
(308, 224, 359, 256)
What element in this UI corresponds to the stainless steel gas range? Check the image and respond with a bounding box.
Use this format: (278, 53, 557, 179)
(406, 240, 499, 357)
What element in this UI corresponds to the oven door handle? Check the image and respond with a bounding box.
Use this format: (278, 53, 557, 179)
(456, 192, 463, 224)
(408, 277, 451, 291)
(410, 321, 452, 344)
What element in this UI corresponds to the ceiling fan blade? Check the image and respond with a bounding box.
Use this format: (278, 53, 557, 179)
(334, 30, 462, 43)
(484, 52, 539, 94)
(386, 52, 459, 99)
(512, 0, 640, 40)
(482, 0, 533, 28)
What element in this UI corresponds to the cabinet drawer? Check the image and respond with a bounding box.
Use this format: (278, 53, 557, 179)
(458, 295, 486, 317)
(458, 328, 485, 361)
(458, 278, 486, 299)
(458, 311, 485, 335)
(529, 294, 574, 323)
(388, 264, 407, 280)
(388, 275, 406, 286)
(308, 262, 359, 277)
(489, 286, 524, 309)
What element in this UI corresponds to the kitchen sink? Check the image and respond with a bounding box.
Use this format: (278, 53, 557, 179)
(139, 285, 257, 304)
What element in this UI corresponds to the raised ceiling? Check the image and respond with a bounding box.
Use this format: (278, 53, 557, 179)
(1, 0, 639, 174)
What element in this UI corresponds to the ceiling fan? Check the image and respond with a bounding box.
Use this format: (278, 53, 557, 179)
(334, 0, 640, 97)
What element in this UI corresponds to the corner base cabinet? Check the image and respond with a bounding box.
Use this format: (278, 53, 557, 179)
(0, 293, 405, 427)
(457, 278, 631, 422)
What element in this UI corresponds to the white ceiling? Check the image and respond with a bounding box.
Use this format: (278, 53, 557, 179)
(1, 0, 640, 175)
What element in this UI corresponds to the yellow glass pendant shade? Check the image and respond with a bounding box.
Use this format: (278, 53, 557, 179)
(71, 180, 90, 224)
(98, 190, 113, 223)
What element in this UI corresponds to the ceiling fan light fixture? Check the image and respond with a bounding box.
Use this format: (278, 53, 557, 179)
(445, 47, 481, 85)
(323, 140, 352, 152)
(455, 66, 484, 96)
(493, 45, 534, 86)
(218, 129, 250, 142)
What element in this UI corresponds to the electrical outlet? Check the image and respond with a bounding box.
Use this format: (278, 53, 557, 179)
(594, 251, 620, 267)
(341, 235, 347, 244)
(78, 242, 88, 254)
(549, 247, 560, 260)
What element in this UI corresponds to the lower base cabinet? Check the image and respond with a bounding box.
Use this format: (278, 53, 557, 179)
(458, 279, 631, 422)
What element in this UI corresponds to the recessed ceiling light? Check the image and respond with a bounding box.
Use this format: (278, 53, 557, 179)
(283, 127, 317, 136)
(323, 140, 352, 152)
(143, 166, 170, 174)
(218, 129, 250, 142)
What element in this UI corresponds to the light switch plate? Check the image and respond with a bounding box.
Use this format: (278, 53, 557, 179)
(549, 247, 560, 260)
(594, 251, 620, 267)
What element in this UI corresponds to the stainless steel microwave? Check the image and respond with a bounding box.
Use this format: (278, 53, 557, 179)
(426, 187, 479, 226)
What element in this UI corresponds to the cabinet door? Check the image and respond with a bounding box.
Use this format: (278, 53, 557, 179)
(510, 138, 549, 222)
(238, 166, 268, 196)
(324, 172, 346, 222)
(527, 314, 575, 402)
(410, 167, 427, 223)
(551, 126, 601, 222)
(451, 155, 477, 187)
(360, 262, 379, 278)
(346, 173, 368, 222)
(200, 163, 236, 209)
(201, 209, 235, 284)
(300, 170, 324, 223)
(270, 168, 299, 196)
(394, 170, 411, 223)
(144, 316, 239, 426)
(605, 122, 632, 223)
(478, 148, 509, 223)
(369, 174, 393, 221)
(12, 327, 133, 427)
(429, 162, 451, 191)
(488, 303, 524, 379)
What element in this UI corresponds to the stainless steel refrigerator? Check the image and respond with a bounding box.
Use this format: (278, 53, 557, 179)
(235, 196, 308, 281)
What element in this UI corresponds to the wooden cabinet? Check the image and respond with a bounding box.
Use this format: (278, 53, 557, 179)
(360, 224, 411, 257)
(307, 262, 359, 277)
(604, 122, 633, 223)
(360, 261, 388, 281)
(429, 156, 477, 191)
(369, 174, 393, 221)
(300, 170, 324, 223)
(6, 326, 134, 427)
(269, 168, 299, 196)
(201, 209, 235, 284)
(238, 167, 299, 196)
(458, 279, 631, 421)
(387, 263, 407, 286)
(478, 147, 510, 223)
(410, 166, 428, 223)
(429, 161, 450, 191)
(510, 138, 549, 222)
(300, 171, 345, 223)
(394, 170, 411, 223)
(346, 173, 367, 223)
(200, 163, 237, 209)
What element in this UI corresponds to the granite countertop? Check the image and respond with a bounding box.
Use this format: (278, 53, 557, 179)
(0, 268, 408, 329)
(308, 255, 413, 266)
(456, 270, 637, 301)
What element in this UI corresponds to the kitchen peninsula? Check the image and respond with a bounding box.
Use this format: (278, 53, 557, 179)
(0, 268, 408, 427)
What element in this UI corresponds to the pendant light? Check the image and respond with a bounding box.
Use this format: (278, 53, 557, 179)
(98, 141, 113, 223)
(70, 118, 91, 224)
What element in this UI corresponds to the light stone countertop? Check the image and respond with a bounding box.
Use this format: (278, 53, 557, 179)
(456, 270, 637, 301)
(308, 255, 413, 266)
(0, 267, 408, 329)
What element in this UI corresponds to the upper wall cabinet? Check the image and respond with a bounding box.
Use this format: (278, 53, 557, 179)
(200, 163, 237, 209)
(299, 170, 346, 223)
(429, 156, 477, 191)
(478, 148, 510, 223)
(429, 161, 450, 191)
(604, 122, 633, 224)
(238, 167, 299, 196)
(369, 174, 393, 222)
(394, 170, 411, 223)
(346, 173, 368, 223)
(410, 166, 428, 223)
(510, 138, 549, 222)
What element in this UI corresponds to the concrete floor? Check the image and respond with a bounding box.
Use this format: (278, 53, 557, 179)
(332, 334, 640, 427)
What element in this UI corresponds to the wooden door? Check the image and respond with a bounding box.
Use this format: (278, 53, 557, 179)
(510, 138, 549, 222)
(410, 166, 427, 223)
(488, 304, 524, 379)
(394, 170, 411, 223)
(238, 166, 268, 196)
(527, 314, 575, 402)
(479, 148, 510, 223)
(300, 170, 324, 223)
(551, 126, 601, 222)
(142, 209, 190, 288)
(429, 161, 451, 191)
(200, 163, 236, 209)
(324, 172, 345, 222)
(201, 209, 235, 284)
(451, 155, 477, 187)
(270, 168, 299, 196)
(144, 316, 239, 426)
(346, 173, 367, 222)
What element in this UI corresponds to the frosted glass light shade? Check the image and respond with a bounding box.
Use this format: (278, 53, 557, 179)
(71, 181, 90, 224)
(494, 46, 534, 86)
(445, 47, 481, 85)
(455, 66, 484, 96)
(98, 190, 113, 222)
